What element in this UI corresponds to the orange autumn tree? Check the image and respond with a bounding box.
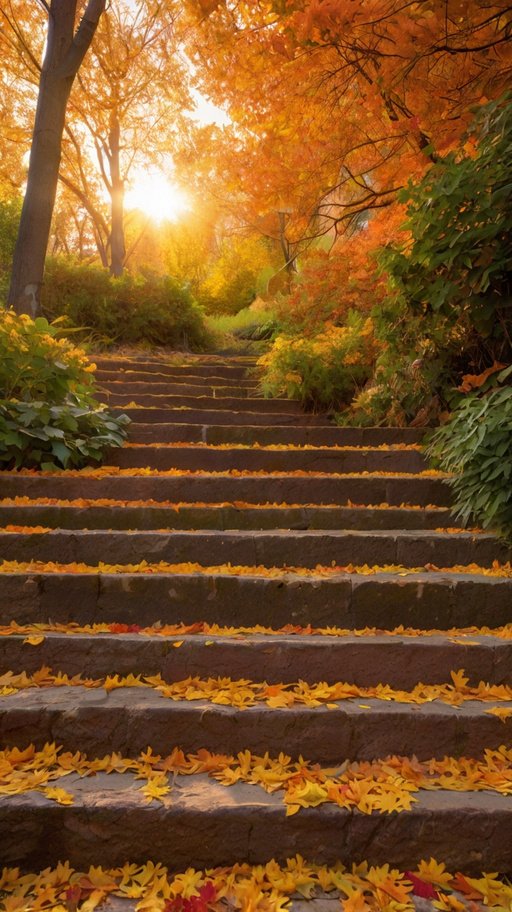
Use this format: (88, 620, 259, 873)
(184, 0, 511, 311)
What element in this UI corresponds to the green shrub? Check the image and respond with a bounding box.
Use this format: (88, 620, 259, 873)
(426, 372, 512, 540)
(258, 313, 378, 410)
(346, 94, 512, 426)
(0, 400, 130, 470)
(41, 258, 212, 350)
(0, 311, 97, 404)
(0, 310, 129, 470)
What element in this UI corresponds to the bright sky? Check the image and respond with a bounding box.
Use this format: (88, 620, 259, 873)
(125, 90, 229, 222)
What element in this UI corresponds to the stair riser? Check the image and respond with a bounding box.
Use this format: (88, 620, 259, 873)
(0, 694, 510, 761)
(129, 423, 425, 446)
(0, 475, 452, 507)
(2, 634, 510, 688)
(1, 572, 509, 629)
(96, 371, 259, 387)
(93, 359, 255, 379)
(99, 382, 260, 397)
(111, 447, 427, 474)
(0, 505, 453, 531)
(106, 394, 304, 413)
(115, 408, 333, 426)
(0, 531, 505, 568)
(2, 791, 510, 873)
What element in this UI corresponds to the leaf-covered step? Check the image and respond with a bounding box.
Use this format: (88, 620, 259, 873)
(128, 422, 425, 446)
(0, 529, 507, 568)
(0, 500, 454, 531)
(99, 381, 260, 398)
(92, 358, 256, 380)
(0, 676, 511, 760)
(0, 470, 452, 506)
(105, 393, 305, 413)
(1, 628, 511, 688)
(96, 369, 260, 388)
(3, 856, 512, 911)
(0, 566, 510, 629)
(110, 444, 427, 474)
(114, 407, 333, 426)
(2, 768, 511, 872)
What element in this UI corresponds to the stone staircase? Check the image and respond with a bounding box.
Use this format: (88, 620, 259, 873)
(0, 353, 511, 875)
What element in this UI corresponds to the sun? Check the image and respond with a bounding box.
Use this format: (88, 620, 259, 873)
(125, 170, 191, 223)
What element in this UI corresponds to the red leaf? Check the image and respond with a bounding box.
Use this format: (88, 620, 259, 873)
(405, 873, 439, 899)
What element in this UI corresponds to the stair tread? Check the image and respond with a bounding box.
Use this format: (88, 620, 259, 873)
(1, 770, 511, 871)
(1, 683, 511, 761)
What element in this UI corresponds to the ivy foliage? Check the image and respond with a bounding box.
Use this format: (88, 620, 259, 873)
(427, 367, 512, 540)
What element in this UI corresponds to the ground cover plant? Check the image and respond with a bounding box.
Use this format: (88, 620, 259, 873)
(0, 310, 128, 469)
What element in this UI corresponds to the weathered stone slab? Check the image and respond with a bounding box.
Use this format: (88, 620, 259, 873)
(128, 423, 425, 446)
(106, 393, 305, 413)
(113, 408, 334, 426)
(0, 472, 451, 506)
(1, 632, 510, 688)
(0, 529, 506, 568)
(110, 446, 427, 474)
(0, 773, 510, 872)
(0, 571, 510, 628)
(93, 358, 256, 379)
(0, 503, 453, 532)
(1, 687, 511, 760)
(100, 381, 259, 398)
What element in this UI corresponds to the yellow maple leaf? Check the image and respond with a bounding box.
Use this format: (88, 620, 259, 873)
(485, 706, 512, 721)
(141, 777, 171, 803)
(23, 635, 45, 646)
(416, 859, 453, 888)
(43, 786, 74, 805)
(342, 890, 373, 912)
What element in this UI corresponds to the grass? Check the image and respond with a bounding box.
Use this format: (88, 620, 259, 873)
(206, 305, 278, 354)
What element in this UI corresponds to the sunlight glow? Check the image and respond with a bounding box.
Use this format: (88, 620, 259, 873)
(125, 171, 191, 223)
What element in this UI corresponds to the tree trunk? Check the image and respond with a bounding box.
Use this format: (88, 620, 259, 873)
(108, 109, 125, 277)
(278, 210, 296, 277)
(7, 0, 105, 316)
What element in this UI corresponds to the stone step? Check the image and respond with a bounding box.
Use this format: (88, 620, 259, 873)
(2, 631, 510, 689)
(106, 393, 305, 413)
(92, 358, 256, 379)
(1, 774, 510, 872)
(111, 445, 427, 474)
(0, 472, 451, 506)
(99, 381, 260, 398)
(0, 529, 505, 568)
(1, 569, 509, 629)
(115, 407, 334, 426)
(0, 502, 453, 531)
(96, 370, 260, 388)
(127, 423, 425, 446)
(1, 685, 511, 762)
